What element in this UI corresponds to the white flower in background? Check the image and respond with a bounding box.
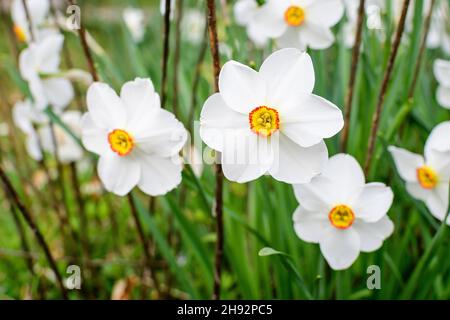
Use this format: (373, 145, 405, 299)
(252, 0, 344, 50)
(433, 59, 450, 109)
(293, 154, 394, 270)
(39, 111, 84, 164)
(200, 48, 344, 184)
(19, 33, 74, 111)
(389, 122, 450, 225)
(426, 1, 448, 50)
(11, 0, 50, 43)
(183, 145, 204, 177)
(182, 9, 205, 45)
(160, 0, 175, 20)
(234, 0, 270, 47)
(81, 78, 188, 196)
(13, 99, 49, 134)
(123, 7, 146, 43)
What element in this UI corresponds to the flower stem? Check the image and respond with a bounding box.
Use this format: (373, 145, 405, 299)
(364, 0, 411, 175)
(21, 0, 35, 41)
(206, 0, 224, 300)
(0, 165, 68, 299)
(341, 0, 366, 152)
(161, 0, 172, 108)
(172, 0, 183, 118)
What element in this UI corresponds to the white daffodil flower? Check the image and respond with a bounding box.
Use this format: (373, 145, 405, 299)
(123, 7, 146, 43)
(433, 59, 450, 109)
(182, 9, 205, 45)
(39, 111, 84, 164)
(389, 122, 450, 225)
(234, 0, 270, 47)
(11, 0, 50, 43)
(199, 48, 344, 184)
(19, 33, 74, 111)
(81, 78, 188, 196)
(251, 0, 344, 50)
(293, 154, 394, 270)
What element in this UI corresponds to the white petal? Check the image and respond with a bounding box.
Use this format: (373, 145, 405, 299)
(299, 22, 335, 50)
(293, 175, 336, 212)
(321, 153, 365, 204)
(306, 0, 344, 27)
(436, 86, 450, 109)
(218, 60, 266, 114)
(320, 227, 360, 270)
(199, 93, 249, 152)
(97, 151, 141, 196)
(26, 130, 43, 161)
(36, 33, 64, 73)
(425, 184, 449, 223)
(353, 183, 394, 222)
(433, 59, 450, 87)
(353, 216, 394, 252)
(425, 121, 450, 154)
(247, 23, 269, 47)
(250, 0, 288, 38)
(234, 0, 256, 25)
(276, 27, 306, 50)
(293, 206, 329, 243)
(388, 146, 424, 182)
(86, 82, 127, 129)
(42, 78, 74, 110)
(81, 114, 109, 155)
(120, 78, 159, 133)
(281, 94, 343, 147)
(269, 134, 328, 184)
(260, 48, 315, 111)
(134, 109, 187, 157)
(405, 182, 429, 202)
(221, 129, 274, 183)
(137, 154, 183, 196)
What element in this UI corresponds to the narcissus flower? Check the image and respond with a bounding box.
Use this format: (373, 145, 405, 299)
(200, 48, 344, 183)
(389, 122, 450, 225)
(182, 9, 206, 45)
(19, 33, 74, 111)
(293, 154, 394, 270)
(251, 0, 344, 50)
(39, 111, 84, 164)
(81, 78, 188, 196)
(11, 0, 50, 42)
(234, 0, 270, 47)
(433, 59, 450, 109)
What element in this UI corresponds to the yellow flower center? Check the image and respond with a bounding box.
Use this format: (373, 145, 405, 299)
(13, 25, 27, 42)
(328, 205, 355, 229)
(249, 106, 279, 137)
(108, 129, 134, 156)
(284, 6, 305, 27)
(416, 166, 438, 189)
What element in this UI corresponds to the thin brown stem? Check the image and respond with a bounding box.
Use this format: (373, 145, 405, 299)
(364, 0, 410, 175)
(207, 0, 224, 300)
(341, 0, 366, 152)
(0, 165, 68, 299)
(67, 0, 99, 81)
(407, 0, 435, 100)
(161, 0, 172, 108)
(21, 0, 35, 41)
(172, 0, 183, 118)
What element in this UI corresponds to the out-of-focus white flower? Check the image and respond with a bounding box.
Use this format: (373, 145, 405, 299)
(19, 33, 74, 111)
(389, 122, 450, 225)
(81, 78, 188, 196)
(123, 7, 146, 43)
(11, 0, 50, 43)
(200, 48, 343, 184)
(39, 111, 84, 164)
(234, 0, 270, 47)
(160, 0, 176, 20)
(183, 144, 204, 177)
(182, 9, 205, 45)
(25, 129, 43, 161)
(433, 59, 450, 109)
(13, 99, 48, 134)
(248, 0, 344, 50)
(293, 154, 394, 270)
(63, 69, 94, 86)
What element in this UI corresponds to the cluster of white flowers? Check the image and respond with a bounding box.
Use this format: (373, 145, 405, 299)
(12, 0, 84, 165)
(234, 0, 345, 50)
